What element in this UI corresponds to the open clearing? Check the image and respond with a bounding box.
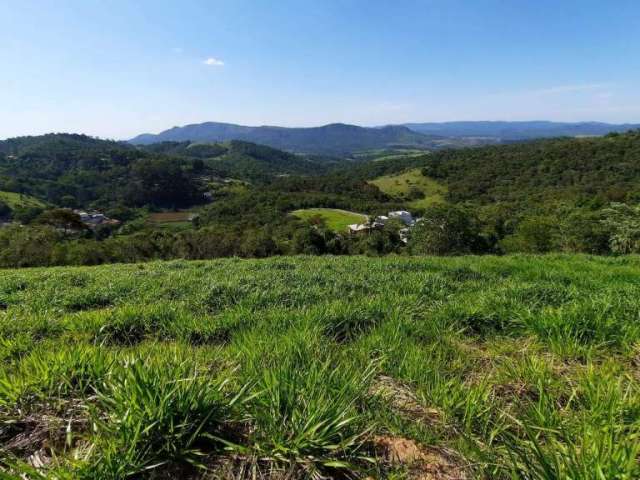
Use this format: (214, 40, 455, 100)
(1, 255, 639, 478)
(0, 191, 46, 210)
(147, 211, 194, 224)
(370, 168, 447, 209)
(291, 207, 368, 232)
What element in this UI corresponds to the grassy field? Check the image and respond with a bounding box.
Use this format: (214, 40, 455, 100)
(147, 211, 196, 230)
(370, 168, 447, 209)
(148, 211, 195, 224)
(1, 255, 640, 479)
(291, 208, 368, 232)
(352, 149, 429, 162)
(0, 191, 46, 210)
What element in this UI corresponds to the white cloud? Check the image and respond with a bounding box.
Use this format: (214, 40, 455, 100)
(203, 57, 224, 67)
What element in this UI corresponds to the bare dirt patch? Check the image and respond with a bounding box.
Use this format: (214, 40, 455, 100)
(373, 435, 468, 480)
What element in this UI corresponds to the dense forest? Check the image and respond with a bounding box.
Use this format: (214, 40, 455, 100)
(422, 131, 640, 206)
(1, 131, 640, 267)
(0, 135, 331, 217)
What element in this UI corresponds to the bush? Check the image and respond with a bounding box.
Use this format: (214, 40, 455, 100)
(501, 215, 559, 253)
(409, 204, 486, 255)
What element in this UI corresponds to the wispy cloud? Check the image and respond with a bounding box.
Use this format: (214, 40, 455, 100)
(203, 57, 224, 67)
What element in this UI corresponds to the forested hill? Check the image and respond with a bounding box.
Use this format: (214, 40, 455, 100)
(139, 140, 334, 180)
(130, 122, 437, 154)
(349, 130, 640, 209)
(0, 134, 328, 212)
(419, 130, 640, 207)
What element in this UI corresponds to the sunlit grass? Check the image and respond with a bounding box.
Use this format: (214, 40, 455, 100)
(1, 255, 639, 478)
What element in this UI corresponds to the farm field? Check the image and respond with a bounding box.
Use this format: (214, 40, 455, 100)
(291, 208, 368, 232)
(370, 168, 447, 209)
(1, 255, 639, 479)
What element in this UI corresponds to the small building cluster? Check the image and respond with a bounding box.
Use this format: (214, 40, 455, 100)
(348, 210, 418, 243)
(73, 210, 120, 229)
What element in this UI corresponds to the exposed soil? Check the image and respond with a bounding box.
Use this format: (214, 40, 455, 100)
(373, 435, 468, 480)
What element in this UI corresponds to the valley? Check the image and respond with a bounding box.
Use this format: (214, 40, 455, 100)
(3, 2, 640, 479)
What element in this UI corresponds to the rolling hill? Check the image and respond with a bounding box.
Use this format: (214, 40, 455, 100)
(130, 122, 439, 154)
(141, 140, 332, 182)
(369, 168, 447, 210)
(0, 134, 328, 209)
(418, 130, 640, 206)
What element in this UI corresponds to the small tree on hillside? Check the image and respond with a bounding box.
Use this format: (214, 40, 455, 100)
(500, 215, 559, 253)
(601, 203, 640, 254)
(36, 209, 87, 236)
(409, 204, 485, 255)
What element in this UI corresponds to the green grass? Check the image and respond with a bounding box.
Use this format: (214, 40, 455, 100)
(0, 191, 46, 210)
(370, 168, 447, 209)
(351, 148, 428, 161)
(1, 255, 640, 479)
(291, 207, 368, 232)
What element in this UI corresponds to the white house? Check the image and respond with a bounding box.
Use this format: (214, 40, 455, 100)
(388, 210, 414, 225)
(73, 210, 120, 228)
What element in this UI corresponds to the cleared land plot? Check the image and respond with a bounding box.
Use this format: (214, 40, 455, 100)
(291, 207, 368, 232)
(370, 168, 447, 209)
(1, 255, 639, 479)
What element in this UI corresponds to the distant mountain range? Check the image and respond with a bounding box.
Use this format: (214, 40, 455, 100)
(129, 120, 640, 154)
(130, 122, 437, 154)
(402, 121, 640, 140)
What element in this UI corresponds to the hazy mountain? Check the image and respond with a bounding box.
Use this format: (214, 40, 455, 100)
(129, 122, 438, 154)
(402, 121, 640, 140)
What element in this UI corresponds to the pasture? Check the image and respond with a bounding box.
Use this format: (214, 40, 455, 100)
(291, 208, 368, 232)
(0, 191, 46, 210)
(1, 255, 639, 479)
(370, 168, 447, 209)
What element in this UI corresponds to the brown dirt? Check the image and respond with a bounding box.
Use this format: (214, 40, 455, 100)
(373, 435, 468, 480)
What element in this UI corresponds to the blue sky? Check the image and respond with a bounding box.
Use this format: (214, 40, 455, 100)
(1, 0, 639, 139)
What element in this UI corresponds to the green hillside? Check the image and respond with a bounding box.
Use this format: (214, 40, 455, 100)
(130, 122, 438, 154)
(0, 134, 329, 210)
(291, 207, 368, 231)
(0, 191, 46, 209)
(1, 255, 639, 478)
(421, 130, 640, 206)
(369, 168, 447, 209)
